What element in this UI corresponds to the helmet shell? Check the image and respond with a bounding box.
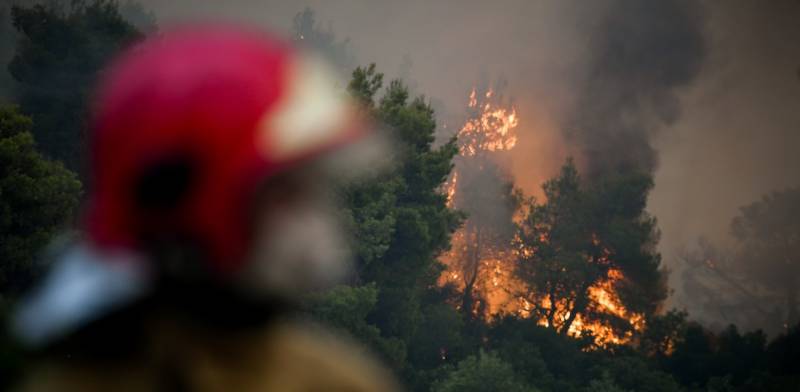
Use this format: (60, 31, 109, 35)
(87, 25, 360, 273)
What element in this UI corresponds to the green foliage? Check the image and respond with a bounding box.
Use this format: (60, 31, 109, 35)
(489, 316, 591, 392)
(586, 372, 628, 392)
(0, 104, 81, 297)
(9, 0, 141, 170)
(347, 64, 384, 111)
(407, 302, 466, 371)
(306, 284, 406, 368)
(340, 176, 399, 268)
(357, 72, 461, 345)
(639, 309, 689, 358)
(312, 64, 462, 389)
(432, 350, 537, 392)
(597, 356, 682, 392)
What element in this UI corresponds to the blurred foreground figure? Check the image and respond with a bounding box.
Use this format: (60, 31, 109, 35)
(12, 25, 396, 391)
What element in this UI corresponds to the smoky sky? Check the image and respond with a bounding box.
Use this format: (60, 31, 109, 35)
(3, 0, 799, 329)
(567, 0, 706, 177)
(648, 0, 800, 317)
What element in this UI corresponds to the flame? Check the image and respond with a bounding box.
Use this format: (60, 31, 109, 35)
(458, 88, 519, 156)
(439, 87, 645, 348)
(507, 268, 645, 347)
(438, 86, 521, 318)
(570, 269, 646, 346)
(445, 171, 458, 208)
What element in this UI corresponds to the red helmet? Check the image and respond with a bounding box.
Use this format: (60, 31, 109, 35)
(14, 26, 370, 346)
(86, 25, 363, 274)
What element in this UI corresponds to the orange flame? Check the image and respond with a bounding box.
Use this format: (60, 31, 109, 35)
(458, 87, 519, 156)
(439, 87, 645, 348)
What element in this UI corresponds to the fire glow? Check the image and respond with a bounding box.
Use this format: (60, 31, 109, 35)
(458, 88, 518, 156)
(440, 88, 645, 347)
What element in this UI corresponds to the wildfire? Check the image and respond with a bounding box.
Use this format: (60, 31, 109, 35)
(439, 86, 646, 348)
(439, 86, 521, 317)
(566, 270, 646, 346)
(446, 172, 458, 208)
(458, 87, 518, 156)
(442, 87, 518, 208)
(510, 268, 645, 347)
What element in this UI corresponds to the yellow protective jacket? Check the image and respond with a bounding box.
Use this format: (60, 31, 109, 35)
(19, 316, 399, 392)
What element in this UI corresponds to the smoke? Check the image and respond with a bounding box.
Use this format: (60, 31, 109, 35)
(649, 0, 800, 325)
(566, 0, 706, 177)
(4, 0, 797, 330)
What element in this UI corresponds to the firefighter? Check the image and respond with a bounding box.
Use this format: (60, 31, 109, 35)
(12, 25, 398, 392)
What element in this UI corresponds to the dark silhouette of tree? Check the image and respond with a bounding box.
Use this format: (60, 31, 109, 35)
(9, 0, 140, 171)
(732, 188, 800, 332)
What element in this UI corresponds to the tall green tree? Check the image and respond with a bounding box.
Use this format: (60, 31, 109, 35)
(0, 105, 81, 298)
(514, 159, 666, 339)
(432, 350, 536, 392)
(306, 284, 407, 369)
(9, 0, 141, 171)
(332, 64, 462, 386)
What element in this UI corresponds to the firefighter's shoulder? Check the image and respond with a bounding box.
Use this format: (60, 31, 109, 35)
(252, 320, 401, 391)
(17, 318, 400, 392)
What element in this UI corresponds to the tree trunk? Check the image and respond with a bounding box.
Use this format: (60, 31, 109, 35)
(460, 224, 482, 320)
(561, 283, 590, 335)
(546, 284, 557, 329)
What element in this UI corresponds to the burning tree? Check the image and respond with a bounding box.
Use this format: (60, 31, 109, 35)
(514, 160, 667, 346)
(441, 87, 520, 320)
(440, 86, 667, 347)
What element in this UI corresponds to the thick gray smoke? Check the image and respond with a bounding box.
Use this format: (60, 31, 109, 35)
(650, 0, 800, 330)
(567, 0, 706, 176)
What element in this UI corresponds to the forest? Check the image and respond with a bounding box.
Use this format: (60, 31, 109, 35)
(0, 1, 798, 391)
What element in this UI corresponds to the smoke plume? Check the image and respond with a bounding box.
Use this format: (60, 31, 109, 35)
(566, 0, 706, 176)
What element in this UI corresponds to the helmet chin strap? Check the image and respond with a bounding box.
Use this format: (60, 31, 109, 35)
(13, 242, 151, 348)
